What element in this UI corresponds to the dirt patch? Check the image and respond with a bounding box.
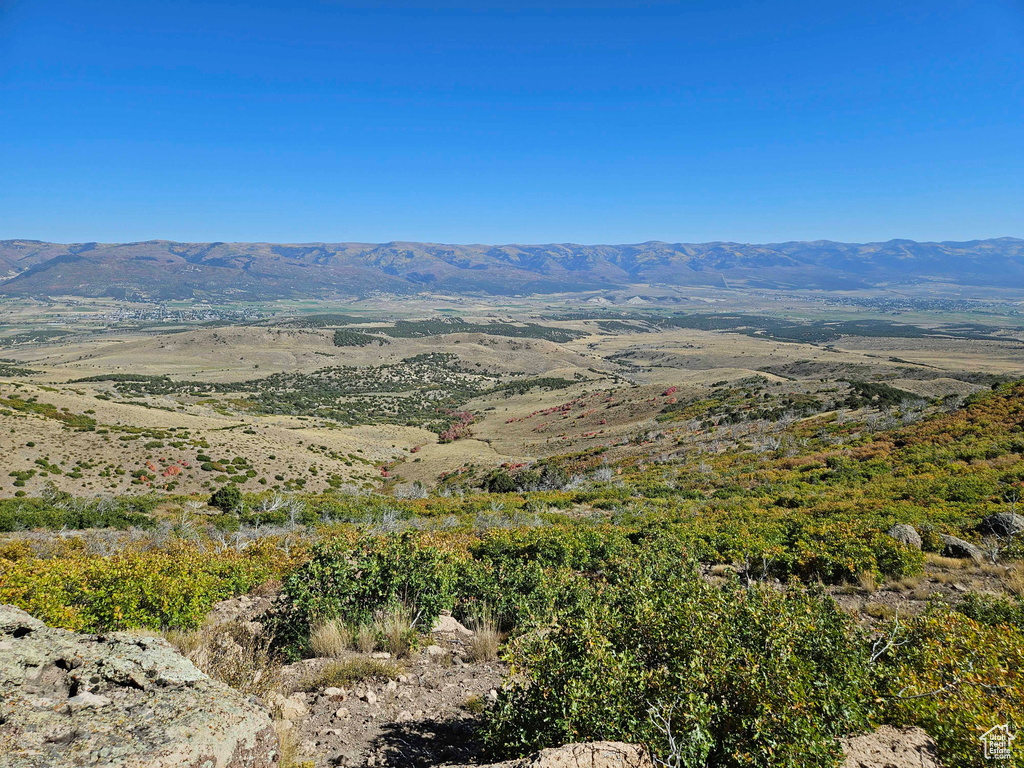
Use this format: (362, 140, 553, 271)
(276, 650, 506, 767)
(841, 725, 941, 768)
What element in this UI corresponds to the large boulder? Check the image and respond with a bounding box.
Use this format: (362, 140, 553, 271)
(432, 610, 475, 639)
(940, 534, 983, 563)
(841, 725, 941, 768)
(0, 605, 277, 768)
(978, 512, 1024, 538)
(456, 742, 652, 768)
(887, 524, 922, 550)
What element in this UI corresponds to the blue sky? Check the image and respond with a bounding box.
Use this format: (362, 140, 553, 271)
(1, 0, 1022, 244)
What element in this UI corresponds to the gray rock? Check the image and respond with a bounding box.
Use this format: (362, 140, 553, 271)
(432, 613, 475, 637)
(887, 524, 922, 550)
(65, 690, 112, 711)
(0, 604, 277, 768)
(940, 534, 983, 562)
(978, 513, 1024, 537)
(277, 693, 308, 721)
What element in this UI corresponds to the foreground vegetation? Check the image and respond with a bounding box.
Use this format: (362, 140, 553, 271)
(4, 381, 1024, 766)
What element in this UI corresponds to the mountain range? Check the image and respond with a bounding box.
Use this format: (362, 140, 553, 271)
(0, 238, 1021, 300)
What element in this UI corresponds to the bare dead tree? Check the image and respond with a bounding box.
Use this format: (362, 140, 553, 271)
(740, 549, 775, 587)
(869, 611, 909, 664)
(647, 700, 713, 768)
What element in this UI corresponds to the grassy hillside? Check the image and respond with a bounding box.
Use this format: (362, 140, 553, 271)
(3, 380, 1024, 766)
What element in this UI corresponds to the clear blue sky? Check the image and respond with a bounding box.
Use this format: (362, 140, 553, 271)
(1, 0, 1022, 244)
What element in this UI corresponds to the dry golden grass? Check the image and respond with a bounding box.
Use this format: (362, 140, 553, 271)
(309, 619, 353, 658)
(863, 602, 897, 621)
(462, 695, 486, 714)
(857, 572, 878, 594)
(293, 657, 403, 692)
(887, 575, 924, 592)
(467, 610, 501, 662)
(355, 624, 376, 654)
(165, 620, 281, 699)
(163, 628, 201, 655)
(373, 603, 418, 658)
(274, 720, 313, 768)
(1004, 566, 1024, 597)
(925, 553, 967, 569)
(125, 627, 163, 639)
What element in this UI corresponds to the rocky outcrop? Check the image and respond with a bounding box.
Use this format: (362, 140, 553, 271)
(887, 524, 922, 550)
(0, 604, 278, 768)
(457, 742, 652, 768)
(841, 725, 941, 768)
(432, 610, 475, 639)
(940, 534, 983, 562)
(978, 512, 1024, 537)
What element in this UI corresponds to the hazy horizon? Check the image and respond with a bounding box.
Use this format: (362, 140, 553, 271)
(4, 235, 1022, 248)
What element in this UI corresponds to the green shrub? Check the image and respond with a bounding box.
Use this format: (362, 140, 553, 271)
(485, 470, 517, 494)
(277, 534, 461, 654)
(456, 555, 593, 632)
(875, 609, 1024, 767)
(0, 496, 155, 532)
(918, 526, 945, 553)
(0, 544, 276, 631)
(212, 513, 241, 533)
(459, 525, 646, 628)
(209, 485, 242, 513)
(954, 591, 1024, 631)
(482, 562, 872, 767)
(470, 525, 634, 573)
(785, 521, 924, 583)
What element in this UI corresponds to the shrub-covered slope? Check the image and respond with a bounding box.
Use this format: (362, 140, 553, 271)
(3, 381, 1024, 766)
